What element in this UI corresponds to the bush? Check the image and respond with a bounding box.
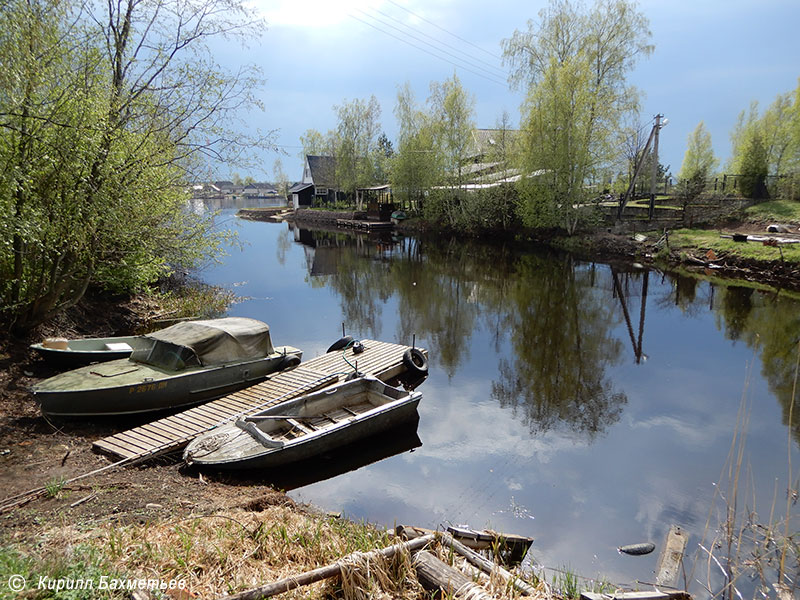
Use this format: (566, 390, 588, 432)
(421, 186, 521, 233)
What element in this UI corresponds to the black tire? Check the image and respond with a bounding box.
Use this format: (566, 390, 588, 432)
(327, 335, 354, 353)
(402, 348, 428, 376)
(280, 354, 301, 369)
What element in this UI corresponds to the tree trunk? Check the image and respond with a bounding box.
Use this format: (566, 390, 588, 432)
(413, 550, 493, 600)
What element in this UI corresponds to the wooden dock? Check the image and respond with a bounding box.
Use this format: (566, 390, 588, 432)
(92, 339, 425, 461)
(336, 219, 393, 231)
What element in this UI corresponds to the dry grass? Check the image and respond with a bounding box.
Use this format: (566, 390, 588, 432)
(22, 501, 391, 598)
(4, 498, 560, 600)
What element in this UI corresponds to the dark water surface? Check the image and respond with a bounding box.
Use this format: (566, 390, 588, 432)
(201, 209, 799, 594)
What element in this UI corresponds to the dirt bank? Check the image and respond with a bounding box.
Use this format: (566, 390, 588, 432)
(0, 294, 301, 540)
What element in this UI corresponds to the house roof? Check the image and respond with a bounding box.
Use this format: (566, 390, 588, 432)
(289, 182, 313, 193)
(306, 155, 337, 187)
(467, 129, 520, 160)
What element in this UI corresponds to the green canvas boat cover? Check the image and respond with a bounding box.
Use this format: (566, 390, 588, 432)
(131, 317, 274, 369)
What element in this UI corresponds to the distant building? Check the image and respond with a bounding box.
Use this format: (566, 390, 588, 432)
(460, 128, 521, 187)
(291, 155, 342, 209)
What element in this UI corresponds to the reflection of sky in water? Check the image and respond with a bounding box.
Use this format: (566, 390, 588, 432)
(200, 213, 799, 593)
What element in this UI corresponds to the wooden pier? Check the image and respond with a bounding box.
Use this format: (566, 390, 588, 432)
(336, 218, 393, 231)
(92, 339, 425, 461)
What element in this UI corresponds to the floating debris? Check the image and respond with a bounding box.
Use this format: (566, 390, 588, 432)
(618, 542, 655, 556)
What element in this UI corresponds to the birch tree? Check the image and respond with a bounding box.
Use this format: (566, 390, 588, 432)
(390, 83, 440, 208)
(427, 73, 476, 226)
(678, 121, 718, 198)
(333, 95, 382, 204)
(502, 0, 652, 233)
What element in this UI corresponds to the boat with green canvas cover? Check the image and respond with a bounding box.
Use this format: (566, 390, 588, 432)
(33, 317, 302, 416)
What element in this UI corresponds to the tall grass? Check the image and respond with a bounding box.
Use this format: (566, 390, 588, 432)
(688, 343, 799, 599)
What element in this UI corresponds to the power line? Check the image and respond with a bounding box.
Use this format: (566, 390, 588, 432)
(385, 0, 504, 62)
(354, 8, 507, 83)
(348, 12, 508, 87)
(366, 5, 507, 78)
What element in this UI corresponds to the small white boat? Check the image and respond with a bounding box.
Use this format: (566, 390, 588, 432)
(31, 335, 142, 366)
(184, 376, 422, 470)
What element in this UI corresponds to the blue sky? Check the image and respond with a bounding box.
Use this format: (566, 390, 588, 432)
(234, 0, 799, 182)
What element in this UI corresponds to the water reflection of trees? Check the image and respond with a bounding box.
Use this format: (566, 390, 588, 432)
(490, 255, 626, 439)
(712, 286, 800, 444)
(651, 271, 800, 446)
(293, 226, 800, 444)
(297, 227, 627, 438)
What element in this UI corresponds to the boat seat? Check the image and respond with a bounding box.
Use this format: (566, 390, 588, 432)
(286, 418, 313, 434)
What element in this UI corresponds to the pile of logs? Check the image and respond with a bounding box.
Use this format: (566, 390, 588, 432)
(215, 529, 538, 600)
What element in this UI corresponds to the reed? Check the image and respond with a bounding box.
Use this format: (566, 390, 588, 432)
(688, 342, 799, 599)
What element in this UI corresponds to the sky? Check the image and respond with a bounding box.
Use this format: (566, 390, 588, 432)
(228, 0, 800, 182)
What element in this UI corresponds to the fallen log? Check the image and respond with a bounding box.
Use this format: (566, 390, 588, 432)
(439, 532, 539, 597)
(413, 549, 493, 600)
(216, 533, 435, 600)
(397, 525, 538, 597)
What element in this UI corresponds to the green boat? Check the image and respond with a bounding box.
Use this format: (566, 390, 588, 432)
(33, 317, 302, 416)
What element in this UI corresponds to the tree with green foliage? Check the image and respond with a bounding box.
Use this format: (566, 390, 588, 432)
(761, 92, 794, 176)
(272, 158, 289, 199)
(737, 129, 769, 198)
(678, 121, 718, 198)
(482, 111, 521, 230)
(428, 73, 476, 188)
(390, 83, 442, 209)
(0, 0, 269, 330)
(728, 91, 799, 199)
(333, 95, 382, 206)
(502, 0, 652, 233)
(728, 103, 769, 198)
(374, 132, 394, 183)
(299, 129, 333, 160)
(425, 74, 476, 226)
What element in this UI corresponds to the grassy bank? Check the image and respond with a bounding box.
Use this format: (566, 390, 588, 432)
(665, 228, 800, 262)
(0, 496, 395, 599)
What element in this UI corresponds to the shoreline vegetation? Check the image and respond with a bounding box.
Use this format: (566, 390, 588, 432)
(246, 196, 800, 295)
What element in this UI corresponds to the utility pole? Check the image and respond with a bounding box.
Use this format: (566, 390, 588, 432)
(649, 114, 663, 220)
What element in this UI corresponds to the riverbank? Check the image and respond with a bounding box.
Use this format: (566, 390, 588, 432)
(0, 294, 406, 599)
(0, 287, 556, 599)
(283, 201, 800, 293)
(0, 316, 554, 600)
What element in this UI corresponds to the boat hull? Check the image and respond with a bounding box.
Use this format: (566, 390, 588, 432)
(34, 347, 302, 416)
(185, 378, 422, 470)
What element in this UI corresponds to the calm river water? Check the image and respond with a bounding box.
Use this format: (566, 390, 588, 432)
(201, 208, 799, 594)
